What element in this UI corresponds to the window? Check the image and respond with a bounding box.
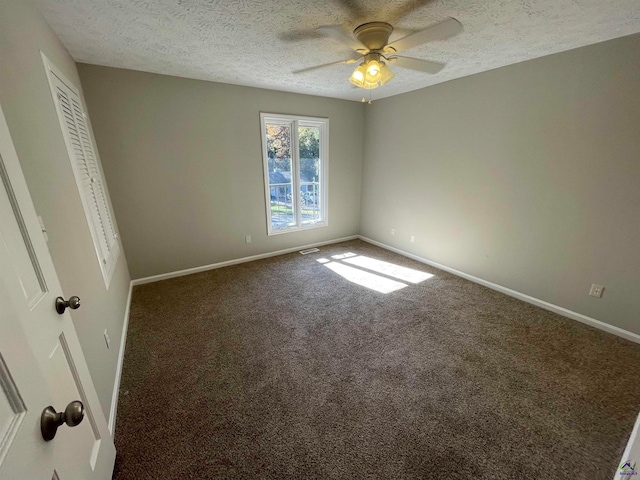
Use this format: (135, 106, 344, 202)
(42, 54, 120, 288)
(260, 113, 328, 235)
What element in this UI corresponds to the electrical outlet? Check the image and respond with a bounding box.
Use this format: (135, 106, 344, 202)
(589, 284, 604, 298)
(104, 329, 111, 349)
(391, 229, 395, 236)
(410, 235, 416, 243)
(245, 235, 251, 244)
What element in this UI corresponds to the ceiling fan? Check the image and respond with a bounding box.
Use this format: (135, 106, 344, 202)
(293, 17, 463, 90)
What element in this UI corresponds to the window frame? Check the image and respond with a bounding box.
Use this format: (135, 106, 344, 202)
(260, 113, 329, 236)
(42, 53, 120, 289)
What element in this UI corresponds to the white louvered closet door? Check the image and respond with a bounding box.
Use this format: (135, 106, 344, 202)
(46, 62, 119, 287)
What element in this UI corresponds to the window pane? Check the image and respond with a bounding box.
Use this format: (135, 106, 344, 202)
(299, 126, 321, 225)
(266, 123, 295, 230)
(261, 114, 327, 235)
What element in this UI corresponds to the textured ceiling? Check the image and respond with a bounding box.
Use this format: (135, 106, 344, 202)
(34, 0, 640, 101)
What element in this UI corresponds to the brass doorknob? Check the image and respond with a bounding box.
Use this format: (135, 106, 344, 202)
(55, 296, 81, 314)
(41, 400, 84, 441)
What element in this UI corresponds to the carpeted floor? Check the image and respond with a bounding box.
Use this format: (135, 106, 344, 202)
(113, 240, 640, 479)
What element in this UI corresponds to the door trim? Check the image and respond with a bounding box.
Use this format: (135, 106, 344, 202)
(108, 280, 133, 436)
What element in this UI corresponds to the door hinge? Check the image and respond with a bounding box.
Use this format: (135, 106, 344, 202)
(38, 215, 49, 242)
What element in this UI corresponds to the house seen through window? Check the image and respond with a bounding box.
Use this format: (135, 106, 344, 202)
(260, 113, 328, 234)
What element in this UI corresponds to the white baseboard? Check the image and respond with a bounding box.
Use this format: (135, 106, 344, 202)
(358, 235, 640, 345)
(108, 280, 133, 436)
(131, 235, 359, 286)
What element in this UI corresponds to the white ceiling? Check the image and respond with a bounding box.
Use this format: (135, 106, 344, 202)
(35, 0, 640, 102)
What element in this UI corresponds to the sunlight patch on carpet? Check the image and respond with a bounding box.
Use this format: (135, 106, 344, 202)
(323, 261, 407, 294)
(343, 255, 434, 284)
(331, 252, 357, 260)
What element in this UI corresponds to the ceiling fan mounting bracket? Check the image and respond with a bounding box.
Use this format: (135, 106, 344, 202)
(353, 22, 394, 51)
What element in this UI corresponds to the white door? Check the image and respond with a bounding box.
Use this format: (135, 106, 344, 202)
(0, 104, 115, 479)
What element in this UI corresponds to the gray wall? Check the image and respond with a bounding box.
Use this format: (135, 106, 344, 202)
(74, 33, 639, 338)
(360, 34, 640, 334)
(0, 0, 131, 418)
(77, 64, 365, 279)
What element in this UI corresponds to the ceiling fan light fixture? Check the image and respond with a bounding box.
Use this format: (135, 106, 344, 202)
(366, 59, 381, 79)
(349, 63, 367, 87)
(379, 63, 394, 86)
(363, 79, 379, 90)
(350, 53, 393, 90)
(364, 53, 382, 82)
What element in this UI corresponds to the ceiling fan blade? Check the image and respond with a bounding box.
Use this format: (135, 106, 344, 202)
(388, 0, 434, 23)
(317, 25, 366, 51)
(388, 17, 462, 53)
(278, 29, 325, 42)
(292, 56, 361, 74)
(389, 56, 445, 74)
(332, 0, 368, 19)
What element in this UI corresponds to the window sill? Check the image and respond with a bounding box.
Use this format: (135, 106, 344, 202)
(267, 222, 328, 236)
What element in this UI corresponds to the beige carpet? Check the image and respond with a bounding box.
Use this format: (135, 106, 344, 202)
(113, 239, 640, 479)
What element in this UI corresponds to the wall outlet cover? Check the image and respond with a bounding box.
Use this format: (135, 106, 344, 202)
(589, 284, 604, 298)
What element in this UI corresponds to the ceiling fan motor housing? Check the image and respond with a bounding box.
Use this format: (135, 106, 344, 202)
(353, 22, 394, 51)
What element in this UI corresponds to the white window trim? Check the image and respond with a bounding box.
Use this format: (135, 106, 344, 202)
(41, 53, 120, 289)
(260, 113, 329, 236)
